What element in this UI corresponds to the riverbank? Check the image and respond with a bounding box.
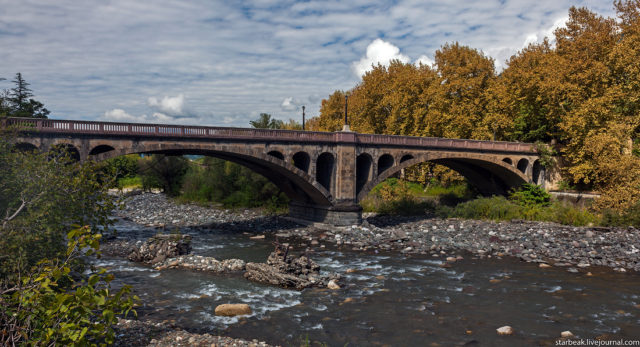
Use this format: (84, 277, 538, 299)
(115, 192, 640, 273)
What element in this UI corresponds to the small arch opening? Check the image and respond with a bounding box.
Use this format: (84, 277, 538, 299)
(316, 152, 334, 191)
(89, 144, 115, 156)
(14, 142, 38, 153)
(267, 150, 284, 161)
(502, 158, 512, 165)
(356, 153, 373, 195)
(532, 160, 542, 185)
(400, 154, 414, 163)
(517, 158, 529, 174)
(292, 151, 310, 173)
(378, 154, 394, 175)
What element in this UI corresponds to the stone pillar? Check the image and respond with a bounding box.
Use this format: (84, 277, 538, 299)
(334, 131, 357, 203)
(288, 131, 362, 226)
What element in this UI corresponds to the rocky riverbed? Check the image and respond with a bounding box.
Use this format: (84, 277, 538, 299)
(115, 192, 640, 274)
(109, 191, 640, 346)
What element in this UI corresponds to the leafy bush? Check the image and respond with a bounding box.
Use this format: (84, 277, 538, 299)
(1, 226, 137, 346)
(509, 183, 551, 207)
(361, 178, 435, 215)
(105, 154, 139, 180)
(601, 201, 640, 227)
(437, 196, 523, 220)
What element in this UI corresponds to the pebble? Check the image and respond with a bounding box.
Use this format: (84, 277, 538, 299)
(561, 330, 574, 338)
(496, 326, 514, 336)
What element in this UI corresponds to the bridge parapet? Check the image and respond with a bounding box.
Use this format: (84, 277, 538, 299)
(5, 117, 535, 154)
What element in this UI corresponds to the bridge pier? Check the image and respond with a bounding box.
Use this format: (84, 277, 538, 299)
(288, 201, 362, 226)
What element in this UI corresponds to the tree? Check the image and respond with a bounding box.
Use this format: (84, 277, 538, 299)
(138, 154, 189, 196)
(6, 73, 50, 118)
(0, 130, 136, 345)
(434, 42, 496, 139)
(250, 113, 283, 129)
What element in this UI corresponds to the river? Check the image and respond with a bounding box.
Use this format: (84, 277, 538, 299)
(98, 218, 640, 346)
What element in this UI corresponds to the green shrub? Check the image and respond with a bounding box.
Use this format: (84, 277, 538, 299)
(601, 201, 640, 227)
(548, 202, 600, 226)
(105, 154, 139, 180)
(1, 226, 137, 346)
(437, 196, 523, 220)
(509, 183, 551, 207)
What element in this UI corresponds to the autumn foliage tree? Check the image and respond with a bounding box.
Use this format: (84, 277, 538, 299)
(310, 0, 640, 211)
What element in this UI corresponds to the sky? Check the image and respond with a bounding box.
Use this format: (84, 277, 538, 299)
(0, 0, 616, 127)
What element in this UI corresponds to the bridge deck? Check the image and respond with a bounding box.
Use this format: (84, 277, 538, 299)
(3, 117, 535, 153)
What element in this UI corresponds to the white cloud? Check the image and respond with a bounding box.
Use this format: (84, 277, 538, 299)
(101, 109, 176, 124)
(101, 109, 139, 122)
(147, 94, 186, 116)
(352, 39, 410, 77)
(414, 55, 434, 67)
(281, 96, 303, 112)
(522, 16, 568, 48)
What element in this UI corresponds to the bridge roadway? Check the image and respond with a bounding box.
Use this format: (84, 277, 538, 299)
(4, 117, 542, 225)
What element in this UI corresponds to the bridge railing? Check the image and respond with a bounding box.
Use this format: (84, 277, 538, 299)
(4, 117, 535, 153)
(354, 133, 534, 152)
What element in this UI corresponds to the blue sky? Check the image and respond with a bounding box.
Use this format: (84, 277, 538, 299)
(0, 0, 615, 127)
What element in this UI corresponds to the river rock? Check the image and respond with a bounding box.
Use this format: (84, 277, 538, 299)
(327, 279, 340, 290)
(496, 326, 514, 335)
(128, 234, 192, 265)
(214, 304, 252, 317)
(561, 331, 574, 338)
(244, 246, 338, 290)
(154, 255, 245, 273)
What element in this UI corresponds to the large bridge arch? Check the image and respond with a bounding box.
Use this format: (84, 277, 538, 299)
(93, 143, 333, 207)
(356, 153, 531, 201)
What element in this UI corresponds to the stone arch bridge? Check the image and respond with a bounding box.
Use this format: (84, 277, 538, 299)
(4, 117, 543, 225)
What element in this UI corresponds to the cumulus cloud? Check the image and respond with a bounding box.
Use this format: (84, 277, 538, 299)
(101, 109, 139, 122)
(414, 55, 434, 67)
(280, 96, 304, 112)
(101, 108, 176, 124)
(352, 39, 410, 77)
(147, 94, 186, 117)
(522, 16, 569, 48)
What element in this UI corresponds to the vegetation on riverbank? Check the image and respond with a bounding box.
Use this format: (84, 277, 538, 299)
(361, 178, 640, 227)
(0, 121, 137, 345)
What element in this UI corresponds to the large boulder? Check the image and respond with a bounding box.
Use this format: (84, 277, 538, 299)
(128, 234, 192, 265)
(214, 304, 252, 317)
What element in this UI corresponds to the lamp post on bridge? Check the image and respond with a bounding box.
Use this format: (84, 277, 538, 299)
(342, 94, 351, 132)
(302, 105, 305, 131)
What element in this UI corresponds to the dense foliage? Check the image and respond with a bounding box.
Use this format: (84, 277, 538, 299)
(0, 124, 136, 345)
(180, 157, 288, 211)
(310, 1, 640, 212)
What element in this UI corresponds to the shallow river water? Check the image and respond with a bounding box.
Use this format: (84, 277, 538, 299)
(99, 218, 640, 346)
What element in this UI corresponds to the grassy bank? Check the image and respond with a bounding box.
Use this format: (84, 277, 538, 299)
(361, 178, 639, 227)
